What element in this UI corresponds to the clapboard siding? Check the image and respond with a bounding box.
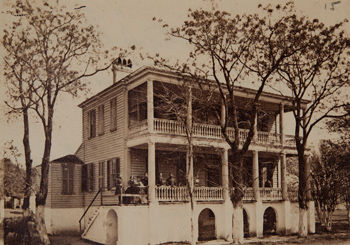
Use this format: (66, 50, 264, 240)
(49, 163, 84, 208)
(130, 149, 147, 177)
(81, 87, 126, 206)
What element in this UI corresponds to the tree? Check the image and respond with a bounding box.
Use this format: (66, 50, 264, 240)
(326, 106, 350, 228)
(274, 6, 350, 237)
(150, 2, 315, 243)
(310, 140, 347, 231)
(3, 1, 123, 243)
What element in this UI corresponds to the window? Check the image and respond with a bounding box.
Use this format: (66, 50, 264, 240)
(98, 105, 105, 135)
(110, 98, 117, 131)
(88, 110, 96, 138)
(62, 163, 74, 195)
(82, 163, 94, 192)
(128, 83, 147, 125)
(98, 161, 104, 189)
(107, 158, 120, 190)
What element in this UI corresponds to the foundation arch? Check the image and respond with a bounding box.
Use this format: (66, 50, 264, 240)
(198, 208, 216, 241)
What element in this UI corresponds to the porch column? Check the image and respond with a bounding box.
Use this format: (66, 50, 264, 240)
(221, 99, 226, 128)
(147, 79, 154, 133)
(252, 150, 260, 201)
(253, 112, 258, 141)
(148, 142, 156, 203)
(186, 146, 194, 191)
(222, 148, 230, 201)
(279, 103, 284, 145)
(280, 153, 288, 200)
(222, 148, 233, 242)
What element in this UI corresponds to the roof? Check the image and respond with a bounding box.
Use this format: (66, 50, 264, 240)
(51, 155, 84, 164)
(78, 66, 311, 108)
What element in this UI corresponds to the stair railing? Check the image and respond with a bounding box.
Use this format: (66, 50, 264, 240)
(79, 187, 103, 234)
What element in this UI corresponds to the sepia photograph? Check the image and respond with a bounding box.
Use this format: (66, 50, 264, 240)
(0, 0, 350, 244)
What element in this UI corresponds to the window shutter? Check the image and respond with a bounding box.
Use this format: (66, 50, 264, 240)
(82, 164, 88, 192)
(89, 163, 94, 191)
(69, 164, 74, 194)
(62, 164, 68, 194)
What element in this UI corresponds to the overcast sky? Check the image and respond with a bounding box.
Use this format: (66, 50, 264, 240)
(1, 0, 349, 167)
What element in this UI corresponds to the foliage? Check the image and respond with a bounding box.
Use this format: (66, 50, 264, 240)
(310, 140, 349, 231)
(3, 158, 26, 197)
(2, 0, 124, 243)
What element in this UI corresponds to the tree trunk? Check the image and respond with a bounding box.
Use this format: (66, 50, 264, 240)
(345, 205, 350, 229)
(0, 159, 4, 245)
(298, 148, 309, 238)
(35, 204, 50, 245)
(325, 209, 333, 231)
(231, 155, 245, 244)
(22, 107, 32, 215)
(299, 207, 308, 237)
(232, 201, 244, 244)
(35, 106, 54, 244)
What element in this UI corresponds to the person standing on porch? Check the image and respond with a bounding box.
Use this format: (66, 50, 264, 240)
(166, 173, 177, 187)
(157, 173, 166, 186)
(115, 174, 123, 204)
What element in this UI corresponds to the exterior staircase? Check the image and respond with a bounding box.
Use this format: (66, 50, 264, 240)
(82, 207, 101, 238)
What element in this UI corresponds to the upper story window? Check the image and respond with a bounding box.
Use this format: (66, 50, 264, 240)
(82, 163, 94, 192)
(128, 83, 147, 125)
(110, 98, 118, 131)
(88, 109, 96, 139)
(98, 105, 105, 135)
(107, 158, 120, 190)
(62, 163, 74, 195)
(98, 161, 104, 189)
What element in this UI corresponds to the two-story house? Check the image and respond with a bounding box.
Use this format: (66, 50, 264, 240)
(42, 65, 315, 245)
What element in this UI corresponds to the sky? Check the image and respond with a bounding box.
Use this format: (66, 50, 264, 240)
(0, 0, 349, 167)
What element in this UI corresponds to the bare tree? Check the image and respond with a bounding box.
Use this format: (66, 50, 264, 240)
(3, 1, 125, 243)
(274, 9, 350, 237)
(154, 3, 308, 243)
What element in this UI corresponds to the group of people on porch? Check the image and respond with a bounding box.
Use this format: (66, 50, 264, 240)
(115, 172, 187, 204)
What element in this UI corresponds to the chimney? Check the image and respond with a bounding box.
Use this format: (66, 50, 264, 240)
(112, 58, 133, 84)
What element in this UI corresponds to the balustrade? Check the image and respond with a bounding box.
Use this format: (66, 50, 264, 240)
(194, 187, 223, 201)
(129, 118, 295, 148)
(260, 188, 282, 201)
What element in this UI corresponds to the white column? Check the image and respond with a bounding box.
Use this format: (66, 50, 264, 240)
(278, 156, 282, 189)
(222, 148, 233, 242)
(281, 153, 288, 200)
(253, 112, 258, 141)
(280, 103, 284, 145)
(148, 142, 156, 203)
(147, 80, 154, 133)
(252, 151, 260, 201)
(222, 148, 230, 201)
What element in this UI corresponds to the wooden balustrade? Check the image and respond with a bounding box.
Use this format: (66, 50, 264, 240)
(260, 188, 282, 201)
(130, 118, 295, 147)
(156, 186, 188, 201)
(194, 187, 223, 201)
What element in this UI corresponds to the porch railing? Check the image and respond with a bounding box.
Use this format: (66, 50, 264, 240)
(129, 118, 295, 147)
(260, 188, 282, 201)
(156, 186, 188, 201)
(194, 187, 223, 201)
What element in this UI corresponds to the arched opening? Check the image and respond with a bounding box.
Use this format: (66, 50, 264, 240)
(243, 209, 249, 237)
(198, 208, 216, 241)
(263, 207, 276, 235)
(106, 209, 118, 245)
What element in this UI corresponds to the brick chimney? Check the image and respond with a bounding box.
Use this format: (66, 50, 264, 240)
(112, 58, 132, 84)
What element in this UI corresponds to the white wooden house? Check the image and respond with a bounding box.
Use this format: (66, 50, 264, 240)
(44, 66, 315, 244)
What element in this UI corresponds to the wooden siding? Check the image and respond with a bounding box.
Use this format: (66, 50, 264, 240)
(50, 163, 84, 208)
(130, 149, 147, 178)
(81, 87, 126, 206)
